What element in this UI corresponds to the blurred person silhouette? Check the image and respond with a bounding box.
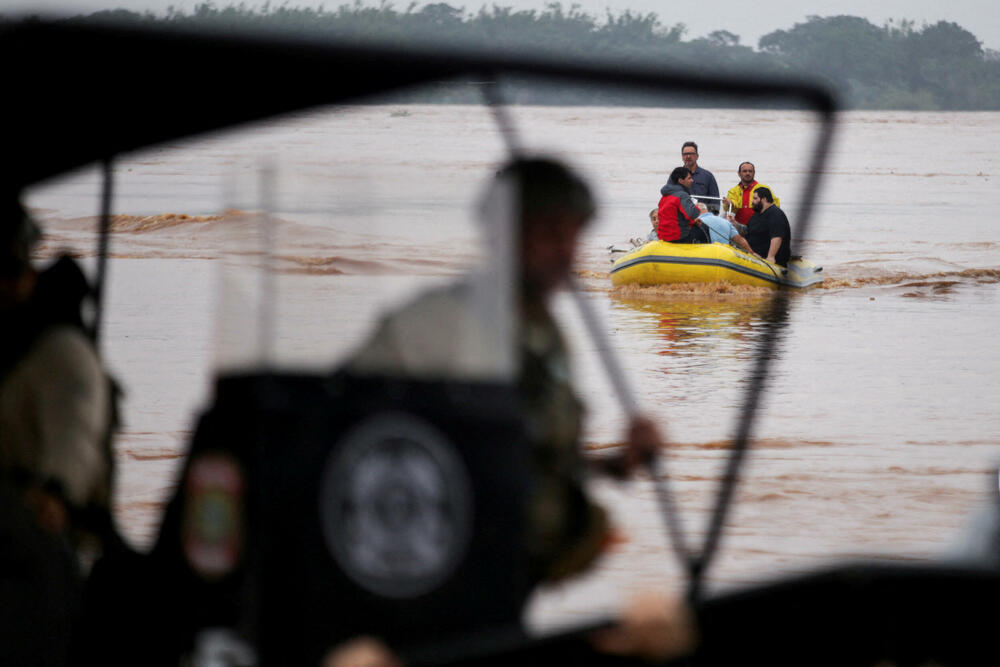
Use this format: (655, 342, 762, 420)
(0, 195, 119, 666)
(345, 157, 695, 664)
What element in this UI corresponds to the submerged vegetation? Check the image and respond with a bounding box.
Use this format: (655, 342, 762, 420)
(13, 2, 1000, 110)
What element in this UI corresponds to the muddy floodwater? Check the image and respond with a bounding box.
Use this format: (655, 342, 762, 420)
(26, 105, 1000, 630)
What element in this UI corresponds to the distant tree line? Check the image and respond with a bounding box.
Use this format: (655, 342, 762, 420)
(17, 2, 1000, 109)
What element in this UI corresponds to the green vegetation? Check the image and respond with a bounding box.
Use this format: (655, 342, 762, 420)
(759, 16, 999, 110)
(25, 2, 1000, 109)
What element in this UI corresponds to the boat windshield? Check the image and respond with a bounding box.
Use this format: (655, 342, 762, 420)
(24, 72, 838, 600)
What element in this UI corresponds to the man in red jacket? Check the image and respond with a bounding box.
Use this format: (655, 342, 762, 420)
(657, 166, 705, 243)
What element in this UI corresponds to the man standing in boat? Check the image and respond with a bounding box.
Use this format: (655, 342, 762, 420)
(679, 141, 720, 212)
(658, 166, 708, 243)
(726, 162, 780, 227)
(746, 187, 791, 266)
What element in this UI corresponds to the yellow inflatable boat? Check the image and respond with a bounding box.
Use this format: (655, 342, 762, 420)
(609, 240, 823, 289)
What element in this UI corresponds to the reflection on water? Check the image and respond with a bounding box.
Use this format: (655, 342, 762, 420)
(605, 283, 795, 406)
(611, 283, 774, 361)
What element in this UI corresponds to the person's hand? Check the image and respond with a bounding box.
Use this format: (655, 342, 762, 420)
(322, 637, 403, 667)
(590, 592, 698, 661)
(24, 486, 69, 534)
(593, 416, 665, 479)
(624, 415, 664, 471)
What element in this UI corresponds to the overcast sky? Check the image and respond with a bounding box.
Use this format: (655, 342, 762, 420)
(3, 0, 998, 50)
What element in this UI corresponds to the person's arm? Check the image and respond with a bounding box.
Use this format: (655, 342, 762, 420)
(726, 187, 745, 221)
(624, 416, 664, 470)
(590, 592, 698, 662)
(766, 236, 782, 263)
(322, 638, 402, 667)
(592, 415, 665, 479)
(29, 328, 111, 511)
(726, 186, 740, 215)
(679, 194, 700, 222)
(733, 234, 756, 256)
(707, 174, 720, 211)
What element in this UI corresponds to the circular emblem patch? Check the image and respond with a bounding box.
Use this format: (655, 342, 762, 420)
(319, 412, 472, 598)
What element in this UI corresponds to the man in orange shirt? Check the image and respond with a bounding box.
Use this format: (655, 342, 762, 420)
(726, 162, 780, 226)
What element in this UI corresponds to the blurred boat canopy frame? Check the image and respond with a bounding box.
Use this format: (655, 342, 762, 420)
(0, 20, 836, 191)
(0, 14, 839, 598)
(5, 22, 906, 662)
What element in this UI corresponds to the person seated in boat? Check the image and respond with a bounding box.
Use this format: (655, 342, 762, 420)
(726, 162, 780, 226)
(630, 209, 658, 247)
(746, 187, 791, 266)
(645, 208, 659, 242)
(658, 166, 710, 244)
(693, 202, 756, 256)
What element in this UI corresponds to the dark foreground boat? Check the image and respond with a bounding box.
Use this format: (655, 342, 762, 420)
(3, 17, 997, 667)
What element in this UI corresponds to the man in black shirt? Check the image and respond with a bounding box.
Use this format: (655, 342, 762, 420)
(745, 187, 791, 266)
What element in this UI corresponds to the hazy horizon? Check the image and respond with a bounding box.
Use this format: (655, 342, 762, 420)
(2, 0, 998, 51)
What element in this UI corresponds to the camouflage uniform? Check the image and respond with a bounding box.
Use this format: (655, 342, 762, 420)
(519, 302, 609, 581)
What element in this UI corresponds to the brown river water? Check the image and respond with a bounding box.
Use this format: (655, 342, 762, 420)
(25, 104, 1000, 630)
